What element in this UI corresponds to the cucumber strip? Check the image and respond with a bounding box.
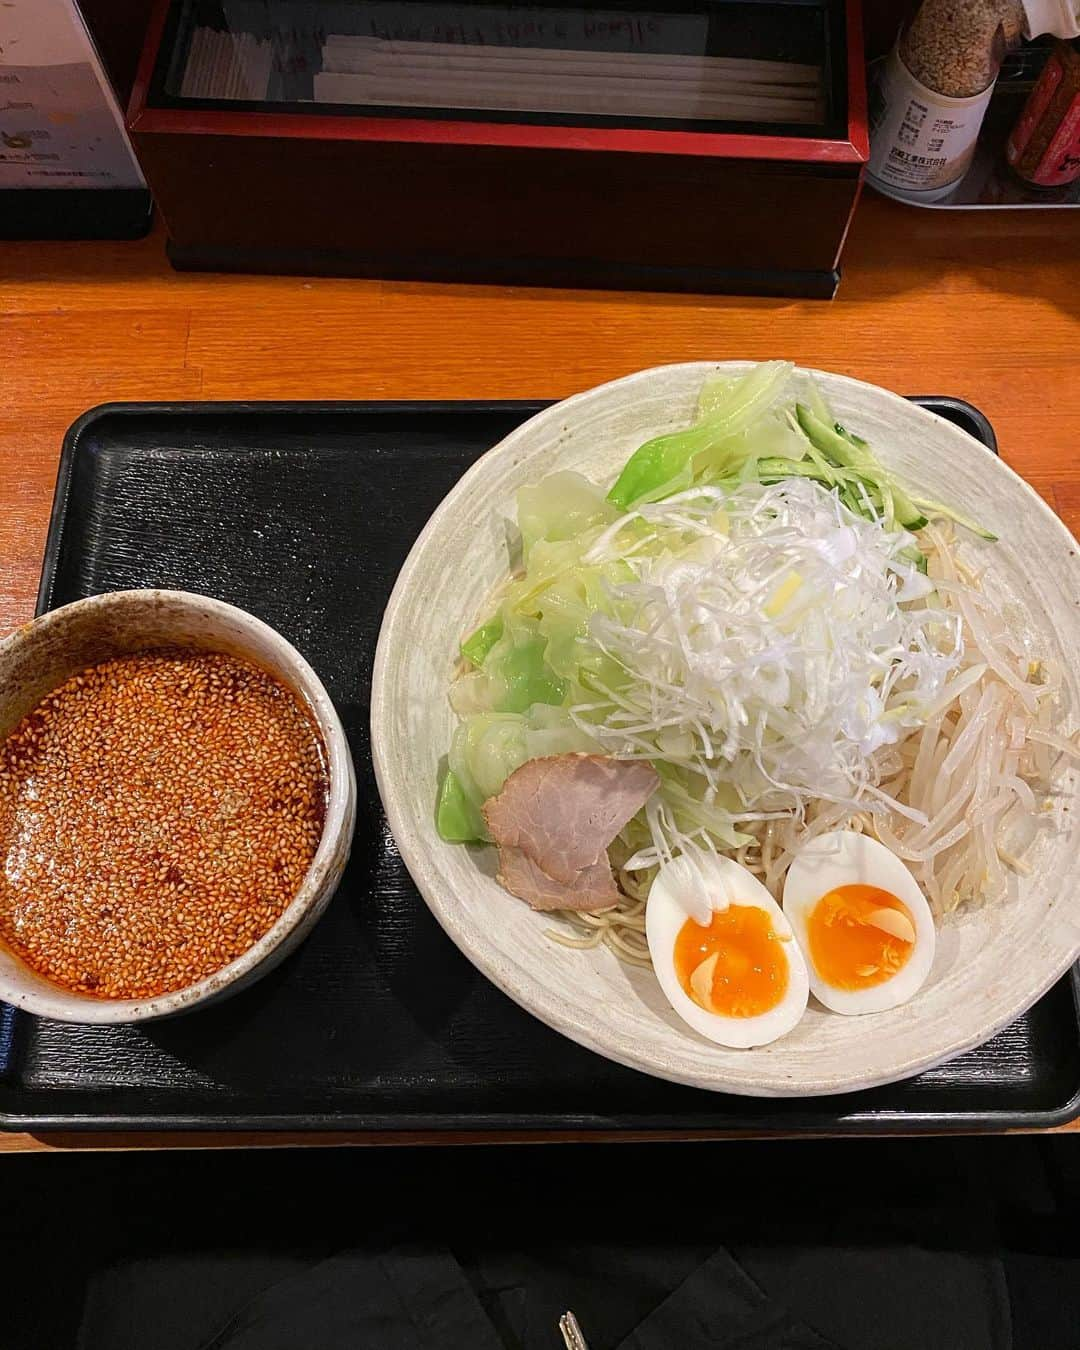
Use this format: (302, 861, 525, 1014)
(799, 405, 928, 530)
(909, 496, 998, 542)
(888, 492, 928, 532)
(785, 413, 839, 482)
(801, 376, 833, 427)
(796, 405, 871, 471)
(835, 422, 870, 450)
(755, 459, 882, 522)
(754, 457, 832, 481)
(879, 477, 896, 532)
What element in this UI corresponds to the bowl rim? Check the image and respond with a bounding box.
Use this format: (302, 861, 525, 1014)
(371, 360, 1080, 1097)
(0, 587, 354, 1024)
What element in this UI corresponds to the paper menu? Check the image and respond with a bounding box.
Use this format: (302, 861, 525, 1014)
(0, 0, 145, 189)
(333, 1, 712, 52)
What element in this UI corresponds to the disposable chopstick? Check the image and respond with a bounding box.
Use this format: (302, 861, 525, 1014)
(325, 55, 822, 104)
(321, 35, 820, 85)
(181, 27, 273, 101)
(312, 71, 822, 121)
(324, 50, 821, 95)
(180, 26, 208, 97)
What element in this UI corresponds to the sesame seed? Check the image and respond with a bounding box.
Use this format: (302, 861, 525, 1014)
(901, 1, 1024, 99)
(0, 648, 329, 1001)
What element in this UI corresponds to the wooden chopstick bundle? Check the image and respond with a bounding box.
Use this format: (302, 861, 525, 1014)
(316, 34, 823, 123)
(180, 28, 273, 101)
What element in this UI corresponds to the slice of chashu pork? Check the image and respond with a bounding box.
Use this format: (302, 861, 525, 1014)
(482, 753, 658, 912)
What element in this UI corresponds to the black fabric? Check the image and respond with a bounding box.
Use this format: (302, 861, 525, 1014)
(6, 1138, 1080, 1350)
(75, 1237, 1011, 1350)
(460, 1243, 714, 1349)
(621, 1247, 841, 1350)
(75, 1254, 312, 1350)
(737, 1245, 1011, 1350)
(200, 1247, 505, 1350)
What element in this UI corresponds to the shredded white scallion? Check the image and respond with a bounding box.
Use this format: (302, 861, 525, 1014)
(571, 478, 964, 860)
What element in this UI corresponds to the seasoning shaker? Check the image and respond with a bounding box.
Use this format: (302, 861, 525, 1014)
(1006, 38, 1080, 187)
(868, 0, 1080, 201)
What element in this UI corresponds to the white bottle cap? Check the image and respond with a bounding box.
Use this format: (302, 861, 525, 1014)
(1021, 0, 1080, 38)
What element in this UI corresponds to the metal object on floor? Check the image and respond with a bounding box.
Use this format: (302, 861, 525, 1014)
(559, 1310, 590, 1350)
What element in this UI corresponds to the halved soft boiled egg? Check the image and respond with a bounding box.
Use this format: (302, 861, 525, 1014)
(646, 852, 809, 1048)
(782, 830, 935, 1015)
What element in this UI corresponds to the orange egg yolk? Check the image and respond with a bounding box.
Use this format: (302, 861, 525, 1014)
(673, 904, 789, 1018)
(805, 884, 915, 990)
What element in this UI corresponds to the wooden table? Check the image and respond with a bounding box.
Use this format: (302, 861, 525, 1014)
(2, 192, 1079, 1152)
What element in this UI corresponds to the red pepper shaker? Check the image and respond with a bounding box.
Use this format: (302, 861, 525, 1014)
(1006, 39, 1080, 186)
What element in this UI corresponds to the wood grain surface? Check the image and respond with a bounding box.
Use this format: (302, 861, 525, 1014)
(1, 192, 1079, 1151)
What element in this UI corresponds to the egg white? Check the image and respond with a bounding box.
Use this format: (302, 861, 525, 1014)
(782, 830, 936, 1015)
(646, 852, 809, 1049)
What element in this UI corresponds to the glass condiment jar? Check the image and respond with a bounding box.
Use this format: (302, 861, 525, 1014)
(1006, 38, 1080, 187)
(868, 0, 1080, 201)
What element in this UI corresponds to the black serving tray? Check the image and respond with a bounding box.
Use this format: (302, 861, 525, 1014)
(2, 397, 1078, 1134)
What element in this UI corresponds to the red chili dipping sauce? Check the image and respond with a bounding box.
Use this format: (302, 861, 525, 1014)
(0, 648, 328, 999)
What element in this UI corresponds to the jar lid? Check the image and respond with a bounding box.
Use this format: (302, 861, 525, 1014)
(1021, 0, 1080, 38)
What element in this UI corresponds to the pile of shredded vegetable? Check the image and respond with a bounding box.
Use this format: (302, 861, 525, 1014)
(575, 477, 961, 826)
(437, 363, 1079, 962)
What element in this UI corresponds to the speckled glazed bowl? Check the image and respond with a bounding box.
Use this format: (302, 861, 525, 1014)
(0, 589, 356, 1024)
(372, 362, 1080, 1097)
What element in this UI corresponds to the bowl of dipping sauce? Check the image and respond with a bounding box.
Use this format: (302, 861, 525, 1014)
(0, 590, 355, 1023)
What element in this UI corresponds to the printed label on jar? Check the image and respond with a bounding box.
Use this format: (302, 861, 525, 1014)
(868, 49, 993, 198)
(1006, 54, 1064, 163)
(1031, 92, 1080, 185)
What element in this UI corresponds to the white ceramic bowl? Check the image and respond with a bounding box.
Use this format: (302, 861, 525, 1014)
(372, 362, 1080, 1097)
(0, 589, 356, 1023)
